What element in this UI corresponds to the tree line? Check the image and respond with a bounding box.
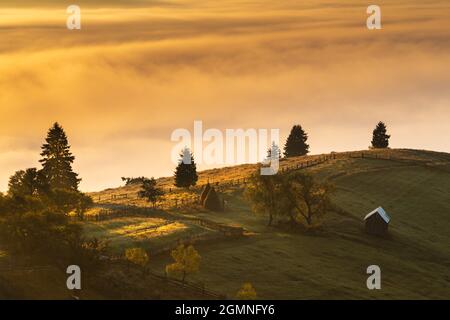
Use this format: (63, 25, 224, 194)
(170, 121, 391, 189)
(136, 121, 391, 210)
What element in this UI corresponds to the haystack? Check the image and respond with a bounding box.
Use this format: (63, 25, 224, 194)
(200, 183, 211, 205)
(203, 187, 223, 211)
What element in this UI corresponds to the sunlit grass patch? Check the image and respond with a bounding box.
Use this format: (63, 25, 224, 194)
(83, 217, 167, 238)
(82, 215, 215, 255)
(111, 221, 187, 239)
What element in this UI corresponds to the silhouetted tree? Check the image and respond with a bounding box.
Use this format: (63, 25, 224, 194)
(174, 147, 198, 188)
(39, 123, 80, 190)
(0, 193, 8, 216)
(8, 169, 32, 197)
(122, 176, 148, 186)
(246, 169, 333, 227)
(371, 121, 390, 148)
(245, 170, 285, 226)
(284, 125, 309, 158)
(7, 168, 49, 197)
(138, 177, 165, 207)
(50, 188, 92, 215)
(74, 192, 94, 220)
(281, 172, 334, 226)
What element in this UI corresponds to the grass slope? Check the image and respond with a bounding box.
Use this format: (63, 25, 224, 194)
(83, 216, 217, 254)
(4, 149, 448, 299)
(143, 150, 450, 299)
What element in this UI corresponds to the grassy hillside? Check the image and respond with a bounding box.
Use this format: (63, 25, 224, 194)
(3, 149, 449, 299)
(82, 216, 219, 255)
(0, 244, 217, 300)
(84, 149, 450, 299)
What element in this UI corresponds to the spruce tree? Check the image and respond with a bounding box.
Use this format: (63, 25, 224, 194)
(266, 142, 281, 160)
(174, 147, 198, 188)
(39, 123, 80, 191)
(371, 121, 390, 149)
(284, 125, 309, 158)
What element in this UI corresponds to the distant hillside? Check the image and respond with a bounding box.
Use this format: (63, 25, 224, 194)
(85, 148, 450, 299)
(89, 148, 450, 204)
(4, 149, 449, 299)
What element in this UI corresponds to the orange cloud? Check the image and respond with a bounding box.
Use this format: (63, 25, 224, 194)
(0, 1, 449, 191)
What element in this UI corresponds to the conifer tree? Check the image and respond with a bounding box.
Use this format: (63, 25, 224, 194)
(266, 142, 281, 160)
(39, 123, 80, 190)
(371, 121, 390, 149)
(174, 147, 198, 188)
(284, 125, 309, 158)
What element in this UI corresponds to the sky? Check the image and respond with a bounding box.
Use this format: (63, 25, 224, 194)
(0, 0, 449, 191)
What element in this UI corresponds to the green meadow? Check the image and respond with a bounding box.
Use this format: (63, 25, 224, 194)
(89, 149, 450, 299)
(2, 149, 449, 299)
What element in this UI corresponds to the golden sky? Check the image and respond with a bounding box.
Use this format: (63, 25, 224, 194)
(0, 0, 449, 191)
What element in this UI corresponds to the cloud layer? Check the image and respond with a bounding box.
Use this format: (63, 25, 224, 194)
(0, 0, 449, 191)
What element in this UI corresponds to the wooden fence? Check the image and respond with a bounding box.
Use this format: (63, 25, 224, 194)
(111, 258, 226, 299)
(93, 150, 413, 210)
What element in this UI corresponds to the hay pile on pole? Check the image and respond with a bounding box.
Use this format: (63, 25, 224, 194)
(200, 182, 211, 205)
(203, 187, 223, 211)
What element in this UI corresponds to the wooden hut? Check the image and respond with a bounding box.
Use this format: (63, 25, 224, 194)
(364, 207, 390, 236)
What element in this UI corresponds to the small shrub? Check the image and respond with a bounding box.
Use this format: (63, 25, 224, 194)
(125, 247, 149, 276)
(236, 283, 257, 300)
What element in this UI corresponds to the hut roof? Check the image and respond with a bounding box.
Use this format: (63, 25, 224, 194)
(364, 206, 390, 223)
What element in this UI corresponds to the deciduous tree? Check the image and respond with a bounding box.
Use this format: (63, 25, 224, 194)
(125, 247, 149, 276)
(245, 170, 285, 226)
(8, 168, 48, 197)
(282, 172, 334, 226)
(138, 177, 165, 208)
(166, 244, 201, 284)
